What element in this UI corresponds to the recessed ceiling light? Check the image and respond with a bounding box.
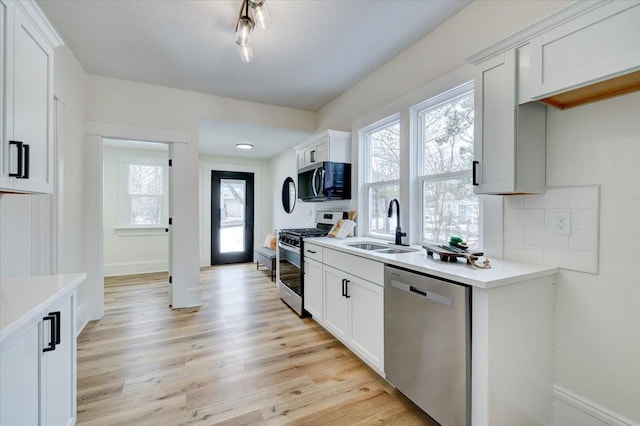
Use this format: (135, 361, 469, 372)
(235, 143, 254, 150)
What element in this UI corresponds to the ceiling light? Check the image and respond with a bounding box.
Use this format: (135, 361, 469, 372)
(235, 143, 254, 150)
(235, 0, 269, 62)
(250, 0, 270, 30)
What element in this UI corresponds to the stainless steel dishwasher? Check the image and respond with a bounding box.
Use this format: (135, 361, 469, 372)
(384, 265, 471, 426)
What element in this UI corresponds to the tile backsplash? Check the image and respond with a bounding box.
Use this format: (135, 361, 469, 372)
(503, 186, 600, 274)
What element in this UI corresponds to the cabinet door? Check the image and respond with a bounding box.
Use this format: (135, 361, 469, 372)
(10, 4, 53, 193)
(539, 2, 640, 98)
(0, 0, 12, 190)
(44, 292, 76, 426)
(0, 315, 42, 426)
(348, 276, 384, 371)
(474, 52, 516, 194)
(314, 141, 328, 163)
(303, 258, 323, 322)
(322, 266, 349, 342)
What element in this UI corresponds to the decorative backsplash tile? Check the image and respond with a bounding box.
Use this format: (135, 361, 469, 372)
(503, 186, 600, 274)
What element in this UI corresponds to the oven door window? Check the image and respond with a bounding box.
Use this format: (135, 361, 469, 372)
(279, 248, 301, 296)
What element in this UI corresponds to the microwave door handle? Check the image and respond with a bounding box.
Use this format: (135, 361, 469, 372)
(311, 168, 319, 196)
(318, 169, 325, 195)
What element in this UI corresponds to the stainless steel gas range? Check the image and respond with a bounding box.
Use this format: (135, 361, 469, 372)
(277, 211, 347, 317)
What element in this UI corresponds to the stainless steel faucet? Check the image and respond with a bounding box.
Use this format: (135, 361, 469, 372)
(387, 198, 406, 246)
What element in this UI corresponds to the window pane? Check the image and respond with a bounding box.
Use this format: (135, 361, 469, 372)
(423, 177, 478, 246)
(421, 92, 474, 175)
(129, 165, 163, 195)
(220, 179, 246, 253)
(131, 196, 162, 225)
(368, 122, 400, 182)
(368, 184, 399, 237)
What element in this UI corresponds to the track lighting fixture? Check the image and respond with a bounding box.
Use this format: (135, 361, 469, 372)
(235, 0, 269, 63)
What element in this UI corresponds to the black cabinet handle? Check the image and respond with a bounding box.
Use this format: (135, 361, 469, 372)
(21, 144, 30, 179)
(310, 150, 316, 163)
(341, 279, 346, 297)
(472, 161, 479, 186)
(43, 314, 57, 352)
(345, 280, 351, 298)
(9, 141, 23, 177)
(306, 250, 316, 254)
(50, 311, 61, 345)
(42, 311, 61, 352)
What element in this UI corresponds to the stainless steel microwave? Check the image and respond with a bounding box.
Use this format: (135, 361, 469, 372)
(297, 161, 351, 202)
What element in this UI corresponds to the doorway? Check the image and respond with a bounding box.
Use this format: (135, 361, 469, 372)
(210, 170, 254, 264)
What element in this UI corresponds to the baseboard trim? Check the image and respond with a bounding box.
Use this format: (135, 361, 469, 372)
(104, 260, 168, 277)
(553, 385, 637, 426)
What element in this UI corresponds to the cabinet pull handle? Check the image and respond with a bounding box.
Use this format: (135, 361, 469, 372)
(345, 280, 351, 298)
(306, 250, 316, 254)
(341, 279, 346, 297)
(472, 160, 479, 186)
(310, 150, 316, 163)
(50, 311, 61, 345)
(21, 144, 30, 179)
(43, 314, 57, 352)
(9, 141, 23, 177)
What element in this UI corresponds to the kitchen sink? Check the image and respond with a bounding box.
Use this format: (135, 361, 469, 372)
(375, 248, 420, 254)
(345, 242, 420, 254)
(345, 242, 389, 251)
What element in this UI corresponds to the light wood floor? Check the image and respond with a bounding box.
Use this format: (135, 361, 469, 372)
(76, 264, 436, 425)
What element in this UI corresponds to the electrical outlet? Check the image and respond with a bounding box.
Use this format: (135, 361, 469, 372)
(552, 211, 571, 235)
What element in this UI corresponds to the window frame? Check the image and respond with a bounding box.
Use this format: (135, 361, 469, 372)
(359, 113, 401, 240)
(412, 81, 480, 245)
(117, 155, 169, 230)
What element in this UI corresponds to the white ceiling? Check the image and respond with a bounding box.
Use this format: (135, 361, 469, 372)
(38, 0, 471, 158)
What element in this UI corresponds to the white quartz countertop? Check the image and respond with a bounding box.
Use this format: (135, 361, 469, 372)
(305, 237, 557, 289)
(0, 273, 86, 342)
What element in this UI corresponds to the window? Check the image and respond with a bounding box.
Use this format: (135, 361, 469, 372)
(416, 83, 478, 246)
(118, 157, 168, 227)
(361, 116, 400, 238)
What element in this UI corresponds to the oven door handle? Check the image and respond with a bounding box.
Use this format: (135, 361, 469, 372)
(278, 241, 300, 254)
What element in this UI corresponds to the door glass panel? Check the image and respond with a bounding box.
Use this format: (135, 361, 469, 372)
(220, 179, 245, 253)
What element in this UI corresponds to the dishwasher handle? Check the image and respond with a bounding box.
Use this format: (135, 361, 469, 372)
(390, 280, 453, 307)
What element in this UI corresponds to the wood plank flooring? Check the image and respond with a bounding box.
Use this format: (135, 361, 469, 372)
(77, 264, 437, 425)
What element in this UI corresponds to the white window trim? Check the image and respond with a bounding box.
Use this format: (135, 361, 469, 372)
(359, 114, 401, 240)
(117, 155, 169, 231)
(411, 81, 480, 246)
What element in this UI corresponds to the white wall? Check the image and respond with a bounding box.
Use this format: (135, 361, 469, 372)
(102, 145, 169, 276)
(545, 92, 640, 424)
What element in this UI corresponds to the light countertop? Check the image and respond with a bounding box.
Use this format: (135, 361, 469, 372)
(0, 273, 86, 342)
(305, 237, 557, 289)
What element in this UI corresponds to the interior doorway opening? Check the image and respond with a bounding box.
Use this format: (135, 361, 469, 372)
(101, 138, 172, 302)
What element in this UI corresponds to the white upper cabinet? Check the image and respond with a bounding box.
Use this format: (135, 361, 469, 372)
(296, 130, 351, 170)
(0, 0, 61, 194)
(535, 1, 640, 108)
(473, 50, 546, 195)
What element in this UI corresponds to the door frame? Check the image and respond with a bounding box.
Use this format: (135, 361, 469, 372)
(210, 170, 255, 264)
(200, 162, 262, 268)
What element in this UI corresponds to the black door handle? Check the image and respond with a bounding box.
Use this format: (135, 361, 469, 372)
(9, 141, 23, 178)
(345, 280, 351, 298)
(50, 311, 61, 345)
(341, 279, 346, 297)
(21, 144, 30, 179)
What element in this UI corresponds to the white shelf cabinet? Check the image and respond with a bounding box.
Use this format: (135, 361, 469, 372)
(0, 287, 77, 426)
(296, 130, 351, 170)
(0, 0, 61, 194)
(473, 49, 546, 195)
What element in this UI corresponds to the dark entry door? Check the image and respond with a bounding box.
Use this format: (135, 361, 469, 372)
(211, 171, 255, 264)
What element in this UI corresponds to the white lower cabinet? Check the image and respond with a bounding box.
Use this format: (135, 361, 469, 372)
(303, 257, 323, 321)
(0, 289, 76, 426)
(322, 263, 384, 373)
